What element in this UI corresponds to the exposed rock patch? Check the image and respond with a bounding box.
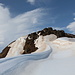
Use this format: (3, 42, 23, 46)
(23, 32, 39, 54)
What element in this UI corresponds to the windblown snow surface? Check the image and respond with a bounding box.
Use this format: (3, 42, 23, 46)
(0, 34, 75, 75)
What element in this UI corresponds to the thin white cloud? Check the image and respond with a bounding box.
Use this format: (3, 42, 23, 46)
(67, 21, 75, 34)
(0, 4, 47, 50)
(27, 0, 35, 5)
(66, 13, 75, 34)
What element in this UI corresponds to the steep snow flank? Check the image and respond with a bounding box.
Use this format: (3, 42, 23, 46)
(5, 34, 75, 59)
(6, 36, 27, 57)
(6, 34, 57, 58)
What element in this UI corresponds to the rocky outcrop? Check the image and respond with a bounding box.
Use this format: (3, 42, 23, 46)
(0, 27, 75, 58)
(23, 32, 39, 54)
(23, 27, 75, 54)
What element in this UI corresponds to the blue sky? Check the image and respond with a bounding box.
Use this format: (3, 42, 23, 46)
(0, 0, 75, 50)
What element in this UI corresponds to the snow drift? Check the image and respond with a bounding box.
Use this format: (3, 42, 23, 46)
(0, 50, 51, 75)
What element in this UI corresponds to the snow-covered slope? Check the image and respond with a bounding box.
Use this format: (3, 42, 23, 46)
(0, 27, 75, 75)
(0, 36, 75, 75)
(0, 50, 75, 75)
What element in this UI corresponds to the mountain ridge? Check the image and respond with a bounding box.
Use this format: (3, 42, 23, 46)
(0, 27, 75, 58)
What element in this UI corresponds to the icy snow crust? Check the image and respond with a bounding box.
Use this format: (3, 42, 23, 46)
(0, 34, 75, 75)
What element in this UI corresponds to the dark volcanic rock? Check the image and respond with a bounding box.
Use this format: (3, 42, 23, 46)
(0, 27, 75, 58)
